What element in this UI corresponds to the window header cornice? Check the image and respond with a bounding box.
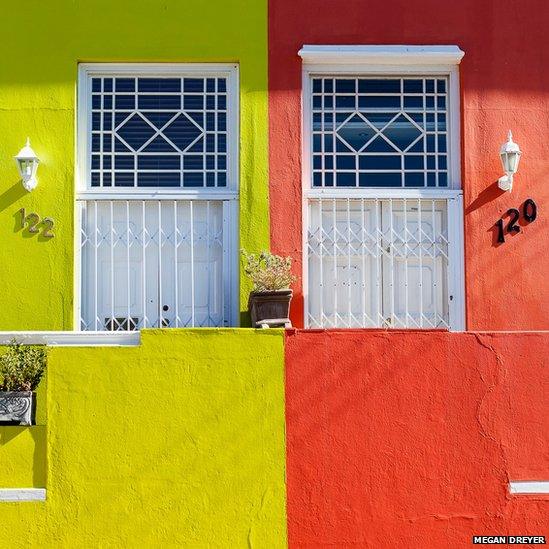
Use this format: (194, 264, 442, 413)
(298, 45, 465, 66)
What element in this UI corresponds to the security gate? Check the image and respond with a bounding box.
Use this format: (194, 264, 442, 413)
(306, 196, 463, 329)
(78, 199, 233, 330)
(76, 64, 239, 331)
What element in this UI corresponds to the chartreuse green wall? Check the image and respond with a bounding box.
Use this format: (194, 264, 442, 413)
(0, 1, 268, 329)
(0, 330, 287, 547)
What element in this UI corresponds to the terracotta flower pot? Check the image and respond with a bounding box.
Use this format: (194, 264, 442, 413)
(248, 289, 293, 327)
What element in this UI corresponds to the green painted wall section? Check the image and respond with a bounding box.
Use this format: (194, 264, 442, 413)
(0, 330, 287, 547)
(0, 1, 269, 329)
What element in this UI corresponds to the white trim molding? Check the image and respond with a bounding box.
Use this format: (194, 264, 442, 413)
(0, 489, 46, 502)
(298, 45, 465, 66)
(509, 481, 549, 495)
(0, 332, 140, 346)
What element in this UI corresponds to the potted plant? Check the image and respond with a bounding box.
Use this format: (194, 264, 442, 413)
(0, 340, 47, 425)
(242, 249, 297, 328)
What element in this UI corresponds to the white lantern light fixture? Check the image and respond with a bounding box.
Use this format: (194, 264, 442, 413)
(498, 130, 521, 192)
(14, 138, 40, 192)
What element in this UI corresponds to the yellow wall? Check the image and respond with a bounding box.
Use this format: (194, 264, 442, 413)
(0, 0, 269, 329)
(0, 330, 287, 547)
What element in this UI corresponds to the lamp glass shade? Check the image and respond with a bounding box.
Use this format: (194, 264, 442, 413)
(499, 131, 521, 175)
(501, 150, 521, 174)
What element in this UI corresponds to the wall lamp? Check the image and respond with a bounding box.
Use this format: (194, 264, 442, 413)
(498, 131, 521, 192)
(14, 138, 40, 192)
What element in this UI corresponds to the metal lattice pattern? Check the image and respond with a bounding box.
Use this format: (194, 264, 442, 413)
(79, 200, 229, 331)
(90, 77, 228, 188)
(311, 77, 449, 188)
(307, 198, 450, 328)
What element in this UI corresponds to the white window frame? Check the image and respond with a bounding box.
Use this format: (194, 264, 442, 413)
(74, 63, 240, 330)
(300, 45, 466, 330)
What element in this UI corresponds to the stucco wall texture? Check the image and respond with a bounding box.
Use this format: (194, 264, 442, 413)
(268, 0, 549, 330)
(0, 330, 287, 548)
(0, 0, 269, 330)
(285, 330, 549, 548)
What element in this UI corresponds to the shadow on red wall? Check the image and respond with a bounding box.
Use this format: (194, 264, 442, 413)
(285, 330, 549, 547)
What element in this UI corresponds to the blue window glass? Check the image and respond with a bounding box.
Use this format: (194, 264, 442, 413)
(183, 173, 203, 187)
(359, 155, 401, 170)
(336, 173, 355, 187)
(138, 173, 179, 187)
(404, 155, 424, 170)
(358, 79, 399, 93)
(115, 156, 134, 170)
(115, 78, 135, 92)
(403, 80, 422, 93)
(138, 78, 180, 92)
(139, 95, 180, 110)
(359, 173, 400, 187)
(183, 155, 203, 170)
(335, 79, 355, 93)
(404, 173, 424, 187)
(336, 155, 355, 170)
(184, 78, 204, 92)
(115, 95, 135, 109)
(114, 173, 134, 187)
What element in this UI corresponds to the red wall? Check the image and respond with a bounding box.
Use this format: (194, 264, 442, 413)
(285, 330, 549, 547)
(269, 0, 549, 330)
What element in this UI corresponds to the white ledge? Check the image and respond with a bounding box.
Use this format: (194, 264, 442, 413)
(0, 331, 140, 347)
(509, 481, 549, 495)
(298, 45, 465, 65)
(0, 489, 46, 502)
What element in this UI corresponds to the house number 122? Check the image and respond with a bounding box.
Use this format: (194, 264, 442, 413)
(18, 208, 55, 238)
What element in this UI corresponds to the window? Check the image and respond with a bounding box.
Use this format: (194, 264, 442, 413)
(76, 64, 239, 331)
(300, 46, 465, 330)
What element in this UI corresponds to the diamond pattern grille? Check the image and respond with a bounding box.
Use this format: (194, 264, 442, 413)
(312, 76, 450, 188)
(90, 75, 230, 188)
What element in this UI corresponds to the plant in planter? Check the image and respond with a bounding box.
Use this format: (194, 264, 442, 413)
(0, 340, 47, 425)
(242, 249, 297, 328)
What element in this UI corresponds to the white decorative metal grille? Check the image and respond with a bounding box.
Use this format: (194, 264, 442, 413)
(79, 200, 231, 330)
(307, 198, 452, 328)
(311, 77, 449, 188)
(90, 76, 229, 188)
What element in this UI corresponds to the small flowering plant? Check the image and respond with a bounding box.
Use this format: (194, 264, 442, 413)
(241, 249, 297, 292)
(0, 340, 47, 392)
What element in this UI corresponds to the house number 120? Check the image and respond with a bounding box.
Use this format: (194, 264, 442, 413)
(18, 208, 55, 238)
(495, 198, 537, 244)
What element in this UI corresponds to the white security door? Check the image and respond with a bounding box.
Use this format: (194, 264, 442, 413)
(306, 197, 458, 329)
(381, 199, 448, 328)
(77, 65, 238, 331)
